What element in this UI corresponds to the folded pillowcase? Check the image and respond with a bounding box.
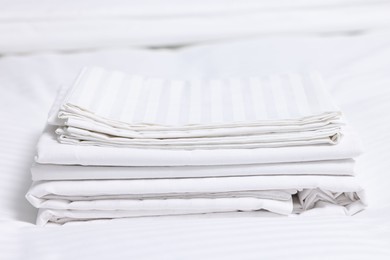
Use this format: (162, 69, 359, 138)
(50, 67, 343, 149)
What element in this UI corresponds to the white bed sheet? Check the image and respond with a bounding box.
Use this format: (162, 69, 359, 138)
(31, 159, 356, 180)
(1, 31, 390, 259)
(36, 127, 361, 166)
(26, 175, 365, 225)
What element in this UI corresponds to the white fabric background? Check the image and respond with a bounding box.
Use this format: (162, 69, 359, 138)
(1, 0, 390, 54)
(1, 31, 390, 258)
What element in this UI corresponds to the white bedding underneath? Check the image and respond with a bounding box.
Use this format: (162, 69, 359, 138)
(1, 0, 390, 54)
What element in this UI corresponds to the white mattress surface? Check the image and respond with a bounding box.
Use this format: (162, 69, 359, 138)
(1, 31, 390, 259)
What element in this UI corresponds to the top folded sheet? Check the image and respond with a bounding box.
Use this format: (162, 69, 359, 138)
(50, 67, 343, 149)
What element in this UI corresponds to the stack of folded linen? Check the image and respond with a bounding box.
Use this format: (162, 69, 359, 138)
(26, 67, 365, 226)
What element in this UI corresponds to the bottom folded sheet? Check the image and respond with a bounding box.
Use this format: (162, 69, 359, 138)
(26, 175, 365, 225)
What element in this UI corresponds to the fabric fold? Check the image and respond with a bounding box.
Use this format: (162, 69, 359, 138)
(35, 127, 361, 166)
(27, 175, 365, 226)
(31, 159, 355, 181)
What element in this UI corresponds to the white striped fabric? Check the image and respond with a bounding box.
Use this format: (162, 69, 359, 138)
(52, 67, 343, 149)
(64, 67, 338, 125)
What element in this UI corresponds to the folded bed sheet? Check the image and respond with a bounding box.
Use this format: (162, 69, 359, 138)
(51, 67, 343, 149)
(26, 175, 365, 225)
(36, 127, 361, 166)
(31, 159, 355, 181)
